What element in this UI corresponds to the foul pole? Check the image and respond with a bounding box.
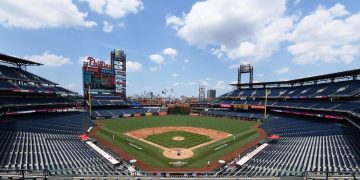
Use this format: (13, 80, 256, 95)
(264, 89, 268, 119)
(88, 85, 92, 117)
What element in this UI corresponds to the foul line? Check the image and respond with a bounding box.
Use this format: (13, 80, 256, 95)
(214, 144, 228, 151)
(129, 143, 142, 150)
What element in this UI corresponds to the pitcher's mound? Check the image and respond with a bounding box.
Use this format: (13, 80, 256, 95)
(163, 148, 193, 159)
(172, 136, 185, 141)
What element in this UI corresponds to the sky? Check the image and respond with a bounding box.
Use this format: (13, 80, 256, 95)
(0, 0, 360, 98)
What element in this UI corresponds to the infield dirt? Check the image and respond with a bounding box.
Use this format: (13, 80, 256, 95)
(89, 123, 267, 171)
(125, 126, 232, 159)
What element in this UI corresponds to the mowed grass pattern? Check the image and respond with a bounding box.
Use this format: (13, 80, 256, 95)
(145, 131, 212, 148)
(97, 115, 259, 168)
(100, 115, 255, 135)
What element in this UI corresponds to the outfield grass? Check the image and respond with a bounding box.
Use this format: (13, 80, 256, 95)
(145, 131, 212, 148)
(96, 115, 259, 168)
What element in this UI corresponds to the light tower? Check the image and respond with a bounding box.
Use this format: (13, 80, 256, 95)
(238, 64, 254, 89)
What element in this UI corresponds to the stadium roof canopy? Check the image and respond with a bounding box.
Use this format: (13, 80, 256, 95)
(0, 53, 42, 66)
(231, 68, 360, 88)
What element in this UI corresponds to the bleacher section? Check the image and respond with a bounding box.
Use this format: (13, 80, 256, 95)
(0, 65, 55, 85)
(0, 62, 74, 95)
(0, 113, 137, 176)
(217, 116, 360, 177)
(93, 107, 167, 119)
(204, 110, 263, 120)
(0, 56, 79, 117)
(220, 80, 360, 99)
(212, 70, 360, 177)
(0, 96, 75, 107)
(91, 99, 142, 107)
(212, 99, 360, 113)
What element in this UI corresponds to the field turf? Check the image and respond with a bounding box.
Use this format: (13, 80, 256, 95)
(96, 115, 259, 168)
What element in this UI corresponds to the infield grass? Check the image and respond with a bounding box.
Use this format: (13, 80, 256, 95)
(96, 115, 260, 168)
(145, 131, 212, 148)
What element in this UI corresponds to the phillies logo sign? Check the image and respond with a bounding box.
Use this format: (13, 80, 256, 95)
(87, 57, 112, 69)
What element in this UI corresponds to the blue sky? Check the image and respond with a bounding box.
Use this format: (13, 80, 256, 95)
(0, 0, 360, 97)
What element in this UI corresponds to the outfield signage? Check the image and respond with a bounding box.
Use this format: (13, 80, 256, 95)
(123, 114, 131, 117)
(234, 104, 249, 109)
(250, 105, 265, 109)
(220, 104, 231, 108)
(324, 115, 344, 120)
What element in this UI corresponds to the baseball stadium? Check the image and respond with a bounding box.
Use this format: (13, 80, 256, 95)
(0, 50, 359, 180)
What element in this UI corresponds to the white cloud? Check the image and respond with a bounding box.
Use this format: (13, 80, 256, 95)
(256, 73, 265, 77)
(80, 0, 143, 19)
(205, 77, 212, 81)
(187, 81, 197, 86)
(79, 0, 106, 14)
(172, 73, 179, 77)
(199, 80, 208, 86)
(149, 54, 164, 64)
(184, 59, 189, 63)
(273, 67, 290, 74)
(168, 0, 294, 64)
(25, 51, 72, 67)
(173, 82, 183, 86)
(0, 0, 96, 29)
(163, 48, 178, 59)
(126, 61, 143, 72)
(103, 21, 113, 32)
(78, 56, 88, 65)
(288, 4, 360, 65)
(228, 64, 239, 69)
(165, 14, 185, 30)
(149, 67, 159, 72)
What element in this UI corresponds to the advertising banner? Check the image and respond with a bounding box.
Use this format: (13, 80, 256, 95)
(123, 114, 131, 117)
(250, 105, 265, 109)
(234, 104, 249, 109)
(220, 104, 231, 108)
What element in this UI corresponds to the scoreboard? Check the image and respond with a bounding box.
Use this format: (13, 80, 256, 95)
(83, 49, 127, 100)
(83, 57, 116, 92)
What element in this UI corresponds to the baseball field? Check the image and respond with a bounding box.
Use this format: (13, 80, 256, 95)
(93, 115, 264, 170)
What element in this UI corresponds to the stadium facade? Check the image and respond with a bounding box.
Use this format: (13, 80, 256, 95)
(0, 52, 359, 179)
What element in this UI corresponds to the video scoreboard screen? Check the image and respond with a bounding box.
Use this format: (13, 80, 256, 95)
(83, 57, 115, 92)
(240, 64, 251, 73)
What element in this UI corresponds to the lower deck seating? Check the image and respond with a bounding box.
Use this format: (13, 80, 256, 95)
(0, 113, 136, 176)
(218, 115, 360, 177)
